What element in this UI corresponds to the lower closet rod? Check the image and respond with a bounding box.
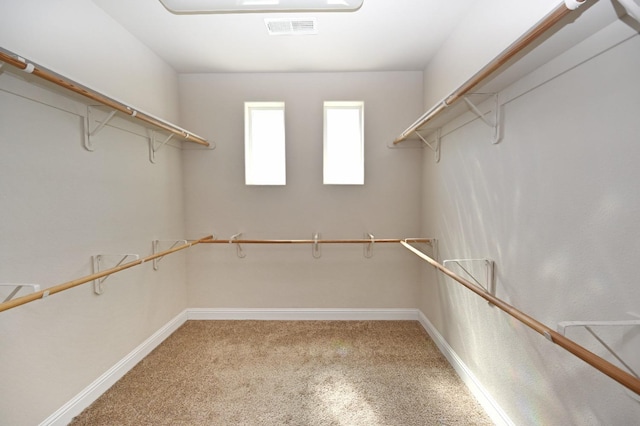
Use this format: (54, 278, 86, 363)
(204, 238, 432, 244)
(400, 241, 640, 396)
(0, 234, 214, 314)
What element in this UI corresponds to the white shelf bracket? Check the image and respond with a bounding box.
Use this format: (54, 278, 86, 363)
(558, 317, 640, 402)
(0, 283, 41, 303)
(83, 106, 117, 151)
(149, 131, 175, 164)
(312, 233, 321, 259)
(442, 258, 495, 304)
(92, 253, 140, 295)
(363, 233, 374, 258)
(229, 233, 246, 259)
(463, 93, 502, 144)
(404, 237, 438, 261)
(152, 239, 187, 270)
(415, 128, 441, 163)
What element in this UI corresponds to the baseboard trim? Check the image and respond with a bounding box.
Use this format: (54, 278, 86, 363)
(39, 310, 189, 426)
(416, 311, 514, 426)
(187, 307, 422, 321)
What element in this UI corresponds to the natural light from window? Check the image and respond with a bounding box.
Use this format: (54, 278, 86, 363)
(244, 102, 286, 185)
(323, 101, 364, 185)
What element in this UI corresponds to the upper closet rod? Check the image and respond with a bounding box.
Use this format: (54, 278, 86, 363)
(393, 0, 591, 145)
(0, 47, 210, 147)
(0, 235, 214, 314)
(204, 237, 432, 244)
(400, 240, 640, 396)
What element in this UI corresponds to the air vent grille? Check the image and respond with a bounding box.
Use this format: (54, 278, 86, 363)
(265, 18, 318, 36)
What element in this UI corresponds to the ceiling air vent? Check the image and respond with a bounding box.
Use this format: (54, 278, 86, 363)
(265, 18, 318, 36)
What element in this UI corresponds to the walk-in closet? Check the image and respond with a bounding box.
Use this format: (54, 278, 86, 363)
(1, 0, 639, 424)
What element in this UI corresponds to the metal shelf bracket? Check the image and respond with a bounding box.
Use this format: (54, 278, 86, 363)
(149, 130, 175, 164)
(415, 128, 441, 163)
(0, 283, 41, 303)
(558, 316, 640, 402)
(312, 233, 321, 259)
(463, 93, 502, 144)
(84, 106, 117, 151)
(152, 240, 187, 270)
(364, 233, 375, 258)
(92, 254, 140, 295)
(442, 258, 495, 304)
(229, 233, 246, 259)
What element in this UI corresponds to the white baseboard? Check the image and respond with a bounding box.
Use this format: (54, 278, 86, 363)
(40, 310, 189, 426)
(416, 310, 514, 426)
(187, 307, 422, 321)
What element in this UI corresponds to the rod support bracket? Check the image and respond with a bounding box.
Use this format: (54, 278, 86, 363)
(152, 240, 188, 270)
(148, 130, 175, 163)
(557, 318, 640, 384)
(415, 128, 441, 162)
(364, 233, 375, 258)
(463, 93, 502, 145)
(442, 258, 496, 305)
(229, 233, 246, 258)
(312, 233, 321, 259)
(0, 283, 41, 303)
(84, 106, 117, 151)
(92, 254, 140, 295)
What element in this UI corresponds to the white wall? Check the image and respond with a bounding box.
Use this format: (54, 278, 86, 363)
(179, 72, 425, 309)
(418, 12, 640, 425)
(421, 0, 565, 107)
(5, 1, 637, 425)
(0, 0, 179, 121)
(0, 2, 187, 425)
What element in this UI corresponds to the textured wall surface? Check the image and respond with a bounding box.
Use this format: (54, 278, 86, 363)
(419, 17, 640, 425)
(179, 72, 425, 309)
(0, 1, 186, 425)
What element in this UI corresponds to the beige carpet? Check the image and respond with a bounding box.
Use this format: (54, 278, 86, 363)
(70, 321, 493, 425)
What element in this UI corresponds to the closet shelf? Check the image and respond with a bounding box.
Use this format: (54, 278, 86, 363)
(0, 47, 210, 147)
(393, 0, 591, 145)
(400, 240, 640, 397)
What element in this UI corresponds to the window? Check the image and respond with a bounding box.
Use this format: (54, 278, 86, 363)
(323, 101, 364, 185)
(244, 102, 286, 185)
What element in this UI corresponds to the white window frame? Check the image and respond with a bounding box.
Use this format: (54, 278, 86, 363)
(244, 101, 286, 186)
(323, 101, 365, 185)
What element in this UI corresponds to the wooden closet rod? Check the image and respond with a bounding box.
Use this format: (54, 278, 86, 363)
(393, 0, 592, 144)
(400, 241, 640, 396)
(0, 48, 209, 147)
(203, 238, 432, 244)
(0, 235, 214, 314)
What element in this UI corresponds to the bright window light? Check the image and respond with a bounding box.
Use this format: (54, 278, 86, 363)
(245, 102, 286, 185)
(323, 101, 364, 185)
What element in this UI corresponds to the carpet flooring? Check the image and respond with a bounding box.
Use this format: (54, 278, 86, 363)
(70, 321, 493, 425)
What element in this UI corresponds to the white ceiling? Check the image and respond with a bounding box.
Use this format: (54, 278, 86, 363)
(92, 0, 475, 73)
